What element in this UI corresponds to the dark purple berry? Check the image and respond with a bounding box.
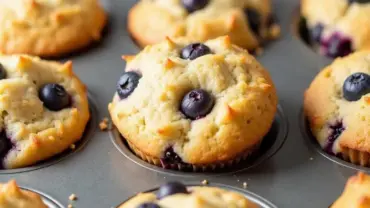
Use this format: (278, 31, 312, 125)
(137, 203, 160, 208)
(117, 72, 141, 99)
(180, 89, 214, 120)
(181, 0, 209, 13)
(348, 0, 370, 3)
(180, 43, 211, 60)
(0, 131, 12, 165)
(244, 8, 261, 35)
(39, 84, 70, 111)
(343, 72, 370, 101)
(323, 33, 353, 58)
(311, 24, 324, 43)
(162, 147, 183, 163)
(0, 63, 6, 80)
(324, 122, 345, 155)
(298, 17, 311, 45)
(156, 182, 188, 199)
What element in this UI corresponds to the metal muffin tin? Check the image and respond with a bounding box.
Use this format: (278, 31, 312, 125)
(0, 0, 365, 207)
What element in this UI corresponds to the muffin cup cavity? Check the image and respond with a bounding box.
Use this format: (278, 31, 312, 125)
(299, 109, 370, 172)
(110, 105, 288, 176)
(21, 187, 64, 208)
(0, 96, 98, 174)
(116, 183, 278, 208)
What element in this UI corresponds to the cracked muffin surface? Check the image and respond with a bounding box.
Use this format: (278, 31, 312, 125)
(108, 36, 277, 169)
(332, 172, 370, 208)
(0, 0, 107, 57)
(304, 51, 370, 166)
(119, 182, 258, 208)
(0, 180, 47, 208)
(301, 0, 370, 58)
(128, 0, 279, 50)
(0, 54, 90, 169)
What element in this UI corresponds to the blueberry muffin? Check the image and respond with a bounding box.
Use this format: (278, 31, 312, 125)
(119, 182, 258, 208)
(0, 0, 107, 57)
(301, 0, 370, 58)
(0, 180, 47, 208)
(0, 55, 90, 169)
(108, 36, 277, 171)
(128, 0, 280, 50)
(304, 51, 370, 166)
(332, 172, 370, 208)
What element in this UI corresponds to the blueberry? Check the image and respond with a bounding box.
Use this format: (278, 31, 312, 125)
(180, 43, 211, 60)
(180, 89, 214, 120)
(181, 0, 209, 13)
(311, 24, 324, 43)
(163, 147, 183, 164)
(343, 72, 370, 101)
(298, 17, 311, 45)
(137, 203, 160, 208)
(0, 131, 12, 166)
(324, 122, 345, 155)
(244, 8, 261, 35)
(348, 0, 370, 3)
(39, 84, 70, 111)
(156, 182, 188, 199)
(117, 72, 141, 99)
(325, 34, 353, 58)
(0, 63, 6, 80)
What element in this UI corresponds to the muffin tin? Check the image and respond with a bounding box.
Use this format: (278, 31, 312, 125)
(0, 0, 365, 207)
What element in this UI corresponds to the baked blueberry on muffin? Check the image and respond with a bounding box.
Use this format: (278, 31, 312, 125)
(0, 0, 107, 57)
(301, 0, 370, 58)
(128, 0, 280, 50)
(0, 180, 47, 208)
(108, 36, 277, 171)
(332, 172, 370, 208)
(119, 181, 258, 208)
(304, 51, 370, 166)
(0, 55, 90, 169)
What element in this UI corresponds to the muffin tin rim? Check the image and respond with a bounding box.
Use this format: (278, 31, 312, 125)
(20, 186, 64, 208)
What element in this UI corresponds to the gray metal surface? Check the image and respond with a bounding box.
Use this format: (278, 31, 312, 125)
(0, 0, 361, 207)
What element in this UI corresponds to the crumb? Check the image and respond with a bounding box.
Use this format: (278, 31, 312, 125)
(68, 205, 73, 208)
(99, 117, 110, 131)
(309, 157, 314, 161)
(70, 144, 76, 150)
(269, 24, 281, 39)
(255, 48, 263, 56)
(248, 178, 251, 181)
(69, 194, 77, 201)
(201, 180, 208, 185)
(243, 182, 248, 189)
(237, 179, 240, 182)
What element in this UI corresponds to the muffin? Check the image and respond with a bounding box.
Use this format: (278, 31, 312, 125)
(304, 51, 370, 166)
(0, 0, 107, 57)
(119, 181, 258, 208)
(128, 0, 280, 50)
(301, 0, 370, 58)
(0, 180, 47, 208)
(0, 54, 90, 169)
(108, 36, 277, 171)
(332, 172, 370, 208)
